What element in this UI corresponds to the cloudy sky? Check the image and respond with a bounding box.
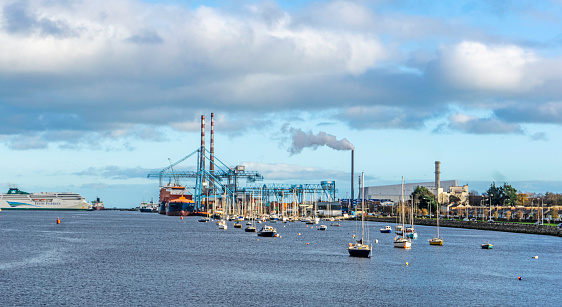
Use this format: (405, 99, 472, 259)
(2, 0, 562, 207)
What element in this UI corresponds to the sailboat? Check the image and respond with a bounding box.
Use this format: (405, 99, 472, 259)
(348, 172, 372, 258)
(405, 198, 418, 239)
(245, 193, 257, 232)
(429, 206, 443, 245)
(394, 177, 411, 249)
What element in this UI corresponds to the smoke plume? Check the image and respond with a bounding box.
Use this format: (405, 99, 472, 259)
(282, 124, 355, 155)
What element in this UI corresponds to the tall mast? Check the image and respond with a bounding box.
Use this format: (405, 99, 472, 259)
(361, 172, 365, 241)
(401, 177, 405, 238)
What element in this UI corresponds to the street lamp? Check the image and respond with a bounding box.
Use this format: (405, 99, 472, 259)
(489, 194, 492, 221)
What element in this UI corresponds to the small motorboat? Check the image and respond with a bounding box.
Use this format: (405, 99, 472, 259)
(198, 217, 209, 222)
(481, 242, 493, 249)
(379, 225, 392, 233)
(318, 225, 327, 231)
(257, 225, 277, 237)
(330, 222, 341, 227)
(234, 223, 242, 228)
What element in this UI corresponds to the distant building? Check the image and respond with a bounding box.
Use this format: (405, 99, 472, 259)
(317, 201, 342, 216)
(364, 180, 469, 205)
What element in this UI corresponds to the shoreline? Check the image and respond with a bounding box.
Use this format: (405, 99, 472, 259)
(358, 216, 562, 237)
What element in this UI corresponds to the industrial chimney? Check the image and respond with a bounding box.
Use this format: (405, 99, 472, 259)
(201, 115, 205, 185)
(210, 113, 215, 174)
(351, 149, 354, 208)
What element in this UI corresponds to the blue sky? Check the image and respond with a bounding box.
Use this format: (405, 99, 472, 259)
(2, 0, 562, 207)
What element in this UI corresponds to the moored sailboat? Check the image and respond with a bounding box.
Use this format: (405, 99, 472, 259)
(348, 172, 372, 258)
(394, 177, 411, 249)
(429, 208, 443, 246)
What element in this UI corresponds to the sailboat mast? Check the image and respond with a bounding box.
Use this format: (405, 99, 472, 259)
(400, 177, 406, 238)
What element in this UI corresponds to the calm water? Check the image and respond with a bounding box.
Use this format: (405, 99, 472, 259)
(1, 211, 560, 306)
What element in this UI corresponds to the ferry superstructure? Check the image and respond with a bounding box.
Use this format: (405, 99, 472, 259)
(0, 188, 92, 210)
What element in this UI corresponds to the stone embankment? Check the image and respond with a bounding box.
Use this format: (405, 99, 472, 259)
(361, 217, 562, 237)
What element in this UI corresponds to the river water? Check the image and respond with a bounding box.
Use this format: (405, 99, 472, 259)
(0, 211, 560, 306)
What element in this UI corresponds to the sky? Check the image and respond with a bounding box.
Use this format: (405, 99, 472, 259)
(2, 0, 562, 207)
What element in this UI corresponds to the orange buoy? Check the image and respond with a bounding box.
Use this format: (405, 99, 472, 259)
(306, 242, 309, 245)
(518, 276, 522, 280)
(56, 217, 60, 224)
(180, 216, 183, 220)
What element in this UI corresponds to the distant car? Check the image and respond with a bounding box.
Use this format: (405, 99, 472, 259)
(487, 219, 494, 223)
(470, 218, 476, 222)
(463, 218, 469, 222)
(558, 223, 562, 228)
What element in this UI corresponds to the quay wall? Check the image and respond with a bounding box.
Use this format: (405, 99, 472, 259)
(360, 217, 562, 237)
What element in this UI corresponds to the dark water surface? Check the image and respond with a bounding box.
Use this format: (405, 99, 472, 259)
(1, 211, 560, 306)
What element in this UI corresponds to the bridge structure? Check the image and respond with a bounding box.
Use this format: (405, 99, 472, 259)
(241, 181, 337, 204)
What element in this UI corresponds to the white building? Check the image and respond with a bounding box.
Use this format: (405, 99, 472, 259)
(364, 180, 460, 204)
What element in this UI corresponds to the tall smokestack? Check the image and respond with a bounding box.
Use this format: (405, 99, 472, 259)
(210, 113, 215, 174)
(351, 150, 354, 205)
(201, 115, 205, 185)
(435, 161, 441, 201)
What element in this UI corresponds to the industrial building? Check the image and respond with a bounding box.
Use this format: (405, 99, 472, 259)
(363, 162, 469, 205)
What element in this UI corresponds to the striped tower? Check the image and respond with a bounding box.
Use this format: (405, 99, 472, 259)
(210, 113, 215, 174)
(201, 115, 205, 186)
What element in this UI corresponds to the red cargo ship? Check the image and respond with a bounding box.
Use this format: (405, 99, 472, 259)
(158, 184, 196, 216)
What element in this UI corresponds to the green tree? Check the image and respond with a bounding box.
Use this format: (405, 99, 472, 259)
(486, 182, 503, 206)
(501, 183, 518, 206)
(411, 186, 438, 212)
(486, 182, 517, 206)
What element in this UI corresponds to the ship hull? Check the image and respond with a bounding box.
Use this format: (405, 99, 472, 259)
(158, 203, 167, 215)
(166, 202, 196, 216)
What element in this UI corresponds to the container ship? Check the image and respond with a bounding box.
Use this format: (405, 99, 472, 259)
(0, 188, 92, 210)
(158, 184, 198, 216)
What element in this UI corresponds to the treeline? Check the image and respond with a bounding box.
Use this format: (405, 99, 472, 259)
(469, 182, 562, 207)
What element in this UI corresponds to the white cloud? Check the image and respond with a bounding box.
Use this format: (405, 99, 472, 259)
(447, 113, 523, 134)
(242, 161, 348, 181)
(0, 1, 384, 76)
(438, 41, 540, 92)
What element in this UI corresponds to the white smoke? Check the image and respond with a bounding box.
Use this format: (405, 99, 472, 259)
(282, 124, 355, 155)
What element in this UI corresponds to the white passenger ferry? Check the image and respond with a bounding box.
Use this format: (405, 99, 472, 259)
(0, 188, 92, 210)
